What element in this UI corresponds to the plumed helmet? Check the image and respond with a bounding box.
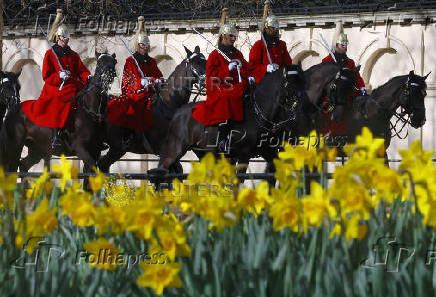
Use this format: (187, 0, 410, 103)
(336, 33, 348, 46)
(56, 24, 69, 38)
(265, 15, 279, 29)
(137, 31, 150, 46)
(219, 23, 238, 36)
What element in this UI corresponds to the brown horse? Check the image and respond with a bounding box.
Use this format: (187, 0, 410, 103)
(97, 46, 206, 173)
(0, 53, 117, 178)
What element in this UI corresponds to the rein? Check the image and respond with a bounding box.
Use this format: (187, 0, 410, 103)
(249, 82, 298, 134)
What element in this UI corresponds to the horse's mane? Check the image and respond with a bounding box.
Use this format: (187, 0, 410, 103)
(304, 61, 338, 76)
(370, 75, 406, 98)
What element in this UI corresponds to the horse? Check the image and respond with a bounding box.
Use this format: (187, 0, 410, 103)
(289, 62, 362, 139)
(96, 46, 206, 174)
(347, 70, 429, 153)
(148, 64, 306, 183)
(0, 71, 21, 130)
(0, 53, 117, 180)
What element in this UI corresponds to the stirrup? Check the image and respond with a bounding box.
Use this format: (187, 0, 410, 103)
(218, 139, 229, 153)
(51, 136, 63, 149)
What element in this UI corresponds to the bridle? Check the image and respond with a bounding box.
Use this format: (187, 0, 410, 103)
(360, 77, 426, 139)
(186, 53, 206, 102)
(321, 68, 355, 114)
(251, 69, 300, 134)
(0, 76, 20, 108)
(79, 55, 117, 123)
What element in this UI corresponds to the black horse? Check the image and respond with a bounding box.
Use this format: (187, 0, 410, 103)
(97, 46, 206, 173)
(289, 62, 361, 139)
(0, 53, 117, 178)
(0, 71, 21, 130)
(149, 64, 306, 181)
(347, 70, 429, 151)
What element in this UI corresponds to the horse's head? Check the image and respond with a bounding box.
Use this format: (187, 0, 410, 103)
(79, 52, 117, 123)
(254, 64, 305, 134)
(0, 71, 21, 108)
(94, 52, 118, 92)
(400, 70, 429, 128)
(184, 45, 206, 90)
(327, 65, 360, 122)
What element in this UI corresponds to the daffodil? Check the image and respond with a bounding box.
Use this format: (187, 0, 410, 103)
(301, 182, 336, 231)
(137, 262, 182, 295)
(344, 215, 368, 241)
(269, 188, 301, 232)
(83, 238, 121, 271)
(89, 167, 106, 193)
(343, 127, 385, 159)
(52, 155, 74, 191)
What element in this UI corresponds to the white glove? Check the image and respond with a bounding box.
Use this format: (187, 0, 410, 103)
(228, 61, 238, 72)
(248, 76, 255, 85)
(141, 77, 152, 88)
(59, 70, 70, 80)
(360, 87, 367, 96)
(267, 64, 279, 73)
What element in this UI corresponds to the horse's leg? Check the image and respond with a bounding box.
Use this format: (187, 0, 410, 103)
(97, 148, 126, 173)
(19, 144, 44, 172)
(0, 112, 25, 172)
(261, 149, 278, 188)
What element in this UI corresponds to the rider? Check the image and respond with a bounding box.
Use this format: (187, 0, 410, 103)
(191, 23, 254, 153)
(321, 32, 366, 137)
(21, 24, 91, 149)
(106, 31, 163, 148)
(249, 15, 293, 83)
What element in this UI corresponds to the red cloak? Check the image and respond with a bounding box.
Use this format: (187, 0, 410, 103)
(21, 48, 90, 128)
(192, 49, 250, 126)
(106, 56, 163, 130)
(249, 40, 293, 83)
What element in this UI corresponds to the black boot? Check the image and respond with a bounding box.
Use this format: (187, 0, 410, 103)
(217, 121, 231, 153)
(51, 128, 63, 149)
(121, 129, 135, 151)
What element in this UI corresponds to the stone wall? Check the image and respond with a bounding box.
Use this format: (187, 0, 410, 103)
(2, 9, 436, 175)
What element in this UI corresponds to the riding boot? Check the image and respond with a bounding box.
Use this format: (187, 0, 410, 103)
(51, 128, 63, 149)
(217, 121, 231, 153)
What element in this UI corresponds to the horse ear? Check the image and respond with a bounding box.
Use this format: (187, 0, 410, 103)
(194, 46, 200, 54)
(184, 45, 192, 58)
(424, 71, 431, 80)
(112, 53, 116, 59)
(409, 70, 415, 77)
(354, 65, 361, 73)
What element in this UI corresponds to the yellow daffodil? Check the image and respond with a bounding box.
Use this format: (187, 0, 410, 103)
(52, 155, 74, 191)
(137, 262, 182, 295)
(344, 215, 368, 241)
(89, 167, 106, 193)
(83, 238, 121, 271)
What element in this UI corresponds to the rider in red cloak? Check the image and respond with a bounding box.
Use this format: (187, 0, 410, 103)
(321, 33, 366, 136)
(192, 23, 254, 152)
(21, 24, 91, 148)
(106, 31, 163, 142)
(249, 15, 293, 83)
